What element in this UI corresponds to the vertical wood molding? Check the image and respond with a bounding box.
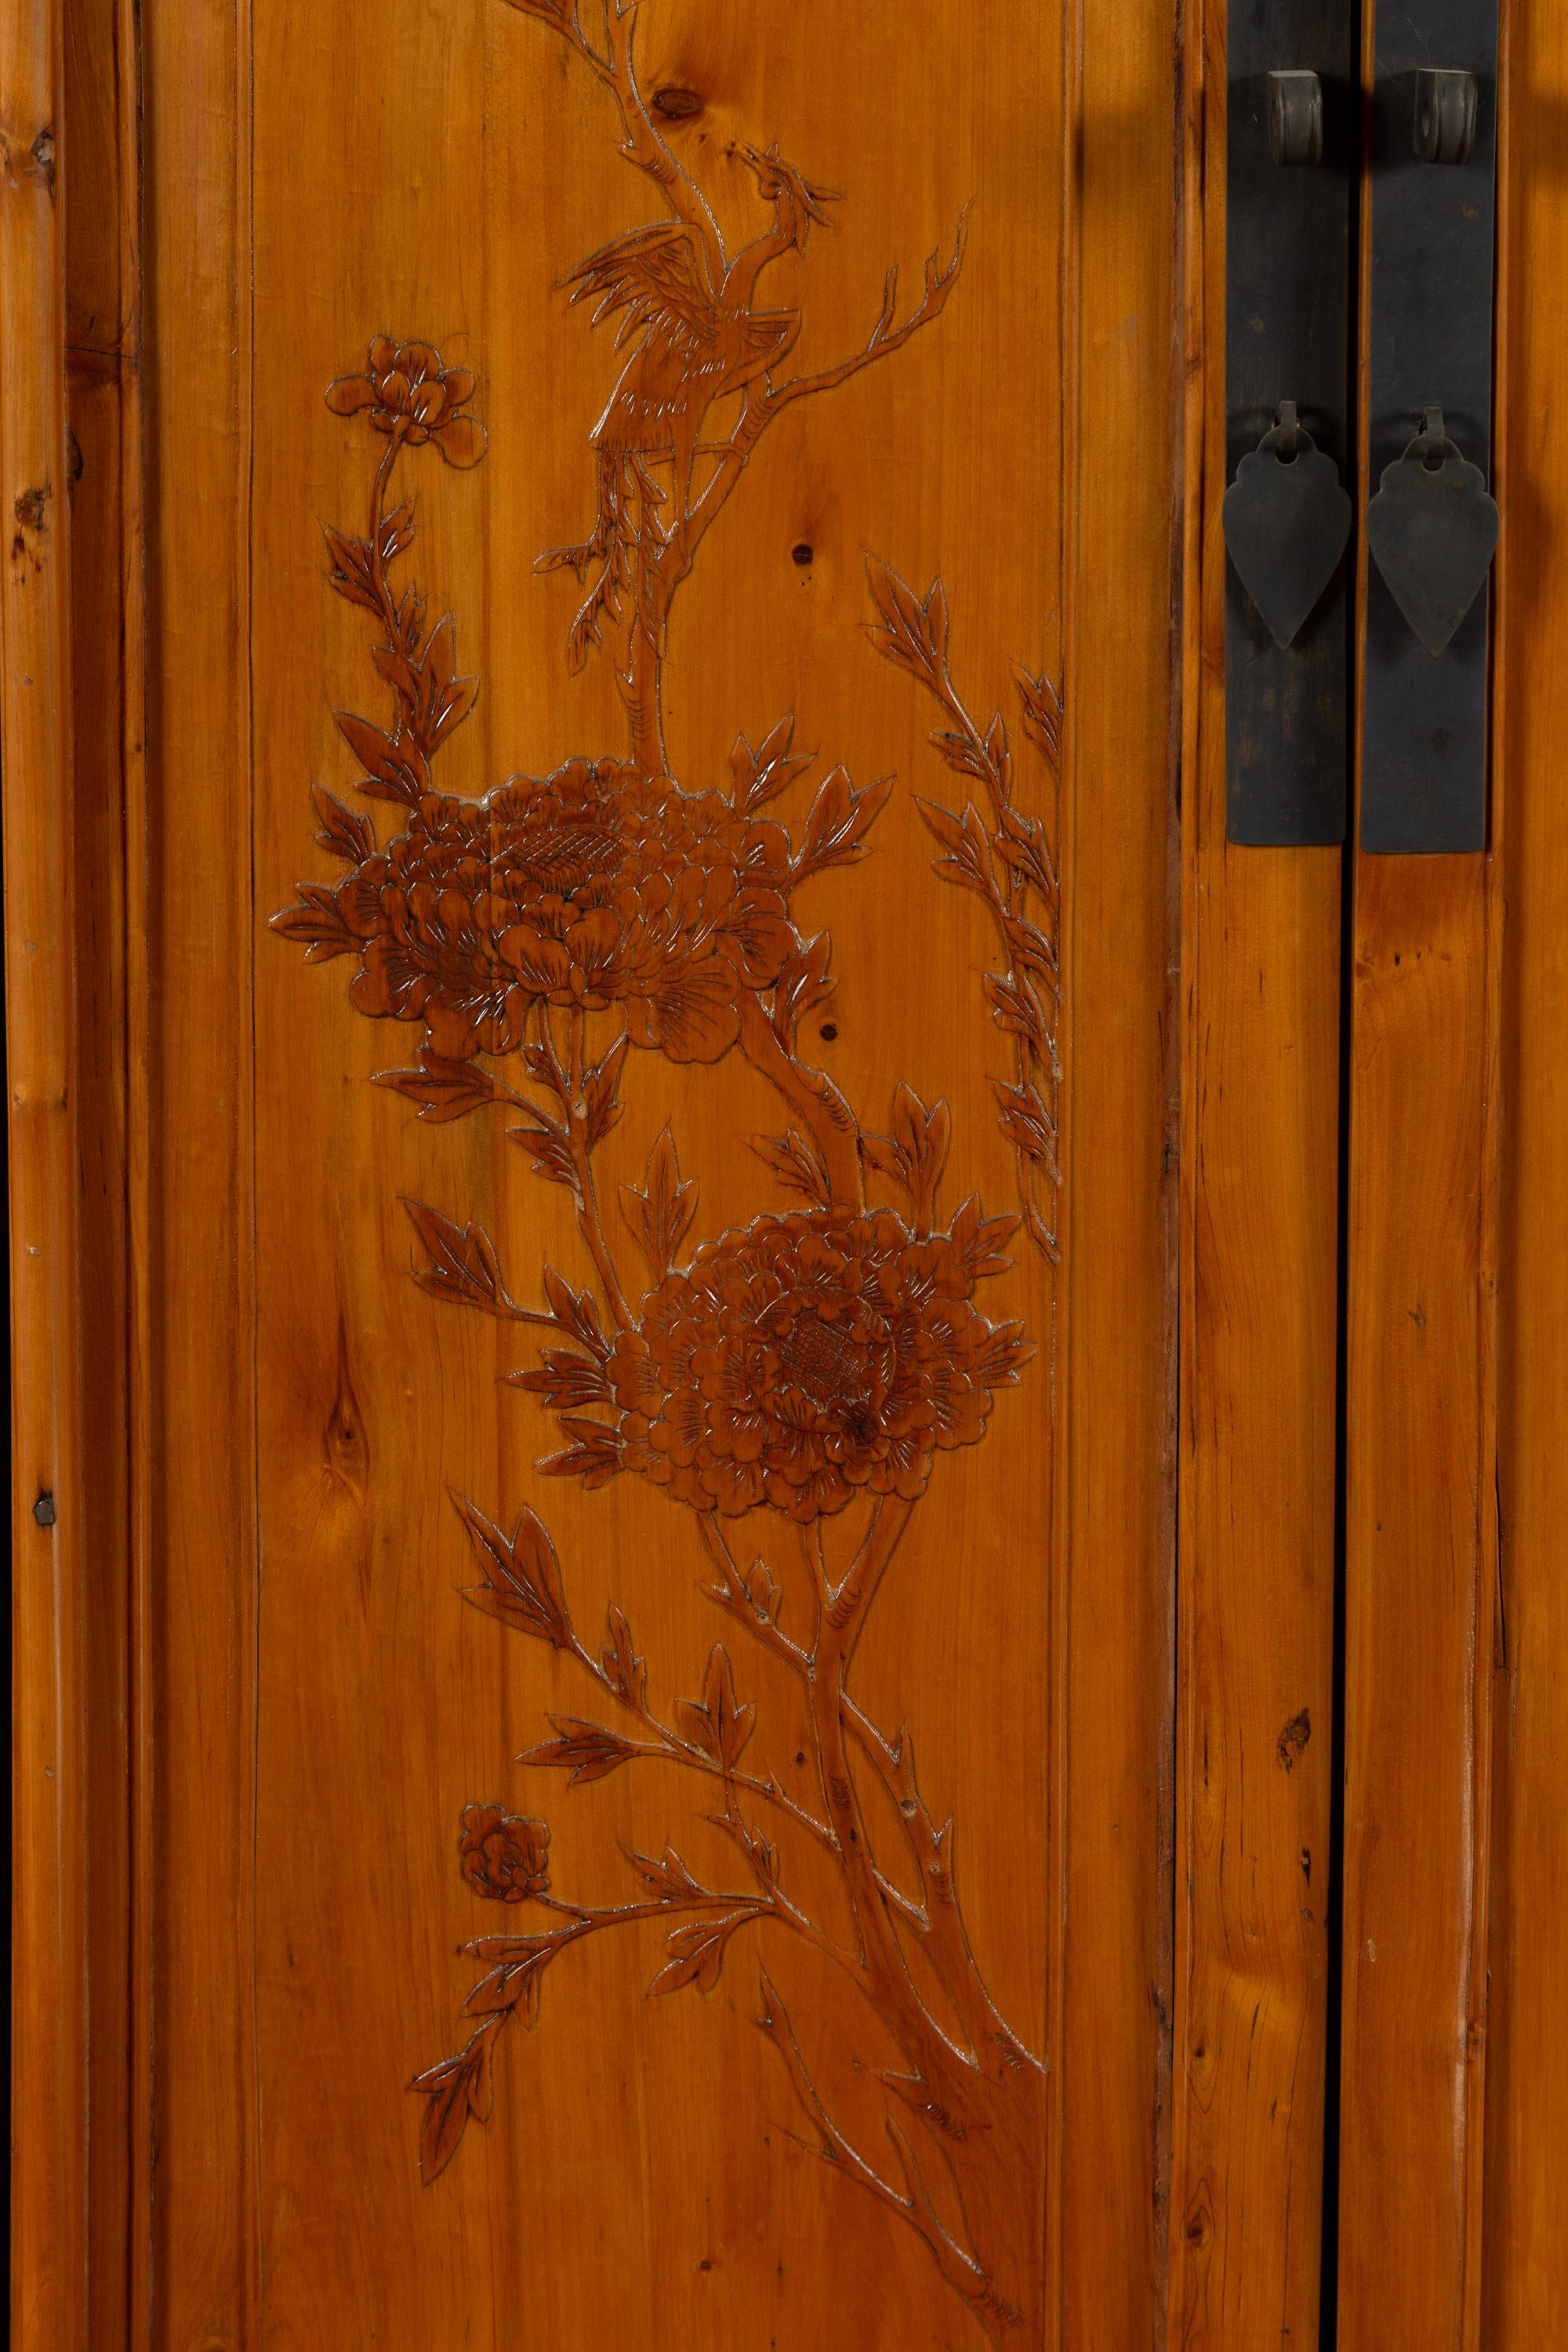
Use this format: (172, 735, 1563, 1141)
(1171, 2, 1341, 2341)
(1333, 5, 1502, 2343)
(1485, 1, 1568, 2339)
(3, 1, 89, 2346)
(140, 0, 261, 2336)
(1057, 1, 1183, 2346)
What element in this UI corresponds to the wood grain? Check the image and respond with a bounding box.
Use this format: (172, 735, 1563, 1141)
(1482, 0, 1568, 2339)
(1331, 4, 1501, 2340)
(1170, 5, 1341, 2343)
(4, 1, 91, 2345)
(16, 2, 1183, 2342)
(61, 0, 142, 2336)
(140, 0, 262, 2336)
(1055, 2, 1181, 2345)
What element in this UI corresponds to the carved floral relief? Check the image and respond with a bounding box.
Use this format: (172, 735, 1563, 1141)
(272, 2, 1064, 2339)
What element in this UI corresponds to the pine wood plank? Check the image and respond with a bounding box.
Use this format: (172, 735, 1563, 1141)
(1056, 3, 1181, 2343)
(1333, 11, 1501, 2341)
(4, 0, 89, 2344)
(61, 0, 142, 2332)
(1482, 0, 1568, 2338)
(139, 0, 261, 2338)
(1170, 5, 1341, 2341)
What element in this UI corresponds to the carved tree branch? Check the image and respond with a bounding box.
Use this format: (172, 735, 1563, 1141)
(737, 992, 864, 1210)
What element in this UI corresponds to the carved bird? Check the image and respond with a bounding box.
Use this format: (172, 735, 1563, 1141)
(555, 145, 839, 568)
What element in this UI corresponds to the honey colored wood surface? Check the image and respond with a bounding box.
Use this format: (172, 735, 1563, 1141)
(140, 0, 262, 2337)
(4, 0, 90, 2343)
(1170, 7, 1341, 2345)
(1332, 9, 1501, 2343)
(1483, 2, 1568, 2339)
(1055, 5, 1181, 2344)
(107, 2, 1180, 2347)
(60, 0, 142, 2337)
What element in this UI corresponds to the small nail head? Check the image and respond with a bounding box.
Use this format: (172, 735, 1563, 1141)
(34, 1493, 56, 1526)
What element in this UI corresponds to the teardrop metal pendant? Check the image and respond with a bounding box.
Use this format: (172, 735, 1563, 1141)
(1364, 409, 1499, 659)
(1221, 405, 1354, 651)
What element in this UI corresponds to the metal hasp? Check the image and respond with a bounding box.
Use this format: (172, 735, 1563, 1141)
(1362, 8, 1500, 853)
(1223, 7, 1355, 847)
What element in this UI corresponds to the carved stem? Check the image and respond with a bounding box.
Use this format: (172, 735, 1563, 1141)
(803, 1518, 968, 2076)
(539, 1007, 633, 1329)
(738, 993, 863, 1210)
(621, 576, 668, 775)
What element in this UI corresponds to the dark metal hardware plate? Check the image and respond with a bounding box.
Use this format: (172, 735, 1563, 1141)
(1224, 0, 1355, 848)
(1362, 2, 1500, 854)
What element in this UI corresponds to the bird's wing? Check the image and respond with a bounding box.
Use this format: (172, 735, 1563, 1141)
(737, 310, 797, 366)
(565, 223, 717, 358)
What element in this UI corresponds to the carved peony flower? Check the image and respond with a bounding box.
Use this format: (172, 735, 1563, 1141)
(551, 1207, 1030, 1522)
(326, 336, 486, 468)
(459, 1804, 550, 1904)
(299, 757, 797, 1063)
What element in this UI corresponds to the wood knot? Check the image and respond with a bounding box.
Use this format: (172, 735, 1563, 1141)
(1276, 1708, 1312, 1772)
(652, 86, 702, 120)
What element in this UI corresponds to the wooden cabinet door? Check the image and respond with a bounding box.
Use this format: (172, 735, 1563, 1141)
(55, 1, 1568, 2348)
(9, 2, 1192, 2347)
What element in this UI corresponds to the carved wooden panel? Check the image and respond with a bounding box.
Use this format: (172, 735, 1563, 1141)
(262, 13, 1061, 2337)
(15, 0, 1180, 2343)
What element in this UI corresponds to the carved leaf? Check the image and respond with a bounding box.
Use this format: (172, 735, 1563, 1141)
(982, 969, 1050, 1054)
(452, 1494, 574, 1648)
(916, 797, 993, 898)
(409, 2031, 493, 2183)
(502, 0, 573, 30)
(674, 1646, 755, 1770)
(768, 932, 836, 1052)
(599, 1604, 648, 1708)
(1004, 914, 1058, 985)
(741, 1558, 784, 1626)
(891, 1083, 951, 1201)
(619, 1127, 698, 1276)
(992, 1076, 1061, 1175)
(729, 712, 815, 815)
(270, 884, 358, 964)
(540, 1266, 610, 1359)
(750, 1129, 831, 1207)
(462, 1935, 557, 2024)
(522, 1716, 639, 1786)
(994, 802, 1058, 901)
(373, 1049, 499, 1124)
(538, 1417, 624, 1489)
(405, 1199, 524, 1316)
(865, 556, 949, 684)
(323, 524, 379, 613)
(1013, 659, 1065, 771)
(581, 1033, 629, 1149)
(650, 1909, 757, 1998)
(624, 1843, 705, 1903)
(310, 783, 376, 863)
(508, 1107, 580, 1190)
(508, 1347, 614, 1412)
(335, 710, 428, 804)
(378, 498, 416, 568)
(927, 727, 996, 786)
(949, 1195, 1022, 1283)
(975, 1319, 1034, 1385)
(793, 768, 894, 880)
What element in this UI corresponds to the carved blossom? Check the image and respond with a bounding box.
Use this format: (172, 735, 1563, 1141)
(459, 1804, 550, 1904)
(285, 758, 798, 1064)
(528, 1207, 1031, 1521)
(327, 336, 487, 467)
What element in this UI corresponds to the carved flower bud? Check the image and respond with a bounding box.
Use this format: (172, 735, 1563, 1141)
(458, 1804, 551, 1904)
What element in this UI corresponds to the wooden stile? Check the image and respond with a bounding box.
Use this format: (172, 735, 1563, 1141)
(1170, 7, 1341, 2343)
